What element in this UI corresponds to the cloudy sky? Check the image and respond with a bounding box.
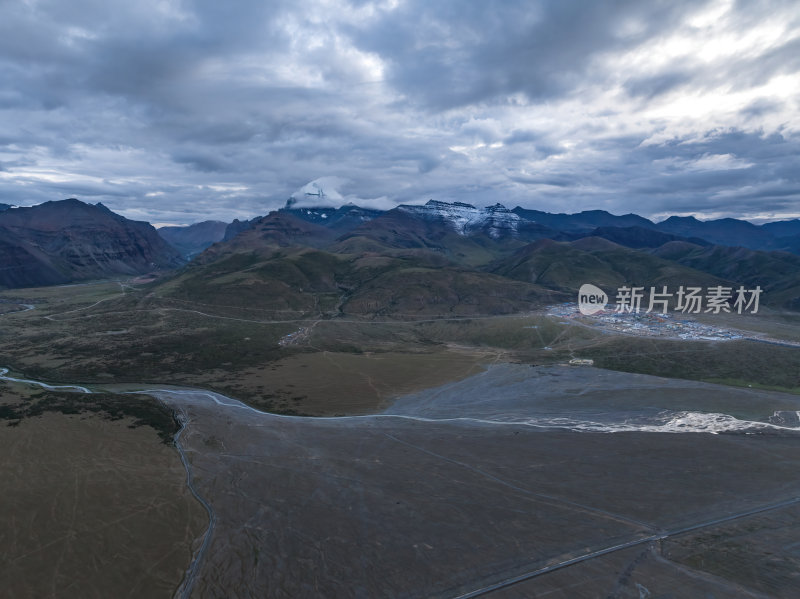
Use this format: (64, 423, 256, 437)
(0, 0, 798, 225)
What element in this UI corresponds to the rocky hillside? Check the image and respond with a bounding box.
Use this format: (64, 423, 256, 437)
(0, 199, 184, 289)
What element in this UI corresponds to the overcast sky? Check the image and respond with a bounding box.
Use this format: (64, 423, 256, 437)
(1, 0, 798, 225)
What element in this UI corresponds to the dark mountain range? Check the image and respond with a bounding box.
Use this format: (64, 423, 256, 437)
(327, 206, 561, 267)
(654, 215, 776, 249)
(512, 207, 655, 232)
(246, 200, 800, 254)
(584, 226, 711, 249)
(215, 200, 800, 257)
(759, 220, 800, 254)
(398, 200, 523, 237)
(281, 204, 383, 233)
(162, 198, 798, 312)
(155, 200, 579, 317)
(0, 199, 183, 289)
(776, 236, 800, 254)
(651, 242, 800, 310)
(168, 201, 800, 316)
(158, 220, 227, 259)
(3, 198, 799, 311)
(398, 200, 565, 243)
(503, 207, 798, 253)
(761, 219, 800, 238)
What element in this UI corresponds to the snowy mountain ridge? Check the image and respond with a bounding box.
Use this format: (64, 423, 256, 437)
(398, 200, 522, 238)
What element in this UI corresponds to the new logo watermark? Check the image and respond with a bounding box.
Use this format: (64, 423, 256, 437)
(577, 284, 762, 315)
(578, 283, 608, 315)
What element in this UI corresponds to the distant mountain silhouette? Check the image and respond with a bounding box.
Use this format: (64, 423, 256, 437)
(158, 220, 227, 258)
(208, 200, 800, 256)
(655, 216, 775, 249)
(761, 219, 800, 238)
(512, 207, 655, 232)
(582, 226, 711, 249)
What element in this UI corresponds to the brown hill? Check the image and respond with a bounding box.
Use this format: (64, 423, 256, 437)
(0, 199, 183, 289)
(202, 212, 336, 258)
(331, 208, 526, 267)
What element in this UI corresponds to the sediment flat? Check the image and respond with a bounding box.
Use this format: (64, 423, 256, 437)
(144, 365, 800, 598)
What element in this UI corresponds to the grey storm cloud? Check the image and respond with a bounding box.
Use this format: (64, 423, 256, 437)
(0, 0, 798, 224)
(347, 0, 692, 109)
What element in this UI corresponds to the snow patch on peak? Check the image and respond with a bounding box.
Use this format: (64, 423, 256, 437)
(399, 200, 520, 237)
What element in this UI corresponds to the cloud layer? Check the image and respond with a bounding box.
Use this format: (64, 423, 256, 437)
(0, 0, 798, 224)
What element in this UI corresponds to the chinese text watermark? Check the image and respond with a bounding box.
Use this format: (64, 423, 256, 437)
(578, 284, 762, 315)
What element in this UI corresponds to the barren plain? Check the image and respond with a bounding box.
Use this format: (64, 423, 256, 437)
(3, 282, 800, 598)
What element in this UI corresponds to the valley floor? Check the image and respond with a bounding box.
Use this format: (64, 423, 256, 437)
(6, 365, 800, 598)
(3, 281, 800, 597)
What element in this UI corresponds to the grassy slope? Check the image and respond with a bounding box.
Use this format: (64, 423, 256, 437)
(653, 243, 800, 309)
(492, 238, 729, 294)
(155, 245, 564, 319)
